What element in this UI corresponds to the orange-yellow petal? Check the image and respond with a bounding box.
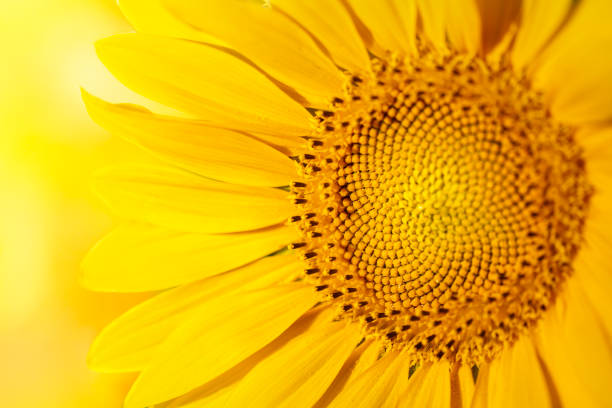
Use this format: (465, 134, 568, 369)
(164, 307, 331, 408)
(92, 164, 293, 234)
(417, 0, 480, 54)
(475, 0, 521, 53)
(224, 312, 362, 407)
(534, 277, 612, 407)
(81, 222, 297, 292)
(118, 0, 222, 45)
(274, 0, 370, 73)
(313, 340, 379, 408)
(398, 362, 451, 407)
(87, 254, 302, 372)
(125, 283, 318, 408)
(82, 90, 298, 187)
(348, 0, 417, 56)
(162, 0, 345, 109)
(484, 336, 553, 407)
(511, 0, 574, 70)
(328, 351, 410, 407)
(453, 364, 475, 408)
(532, 0, 612, 124)
(95, 33, 312, 137)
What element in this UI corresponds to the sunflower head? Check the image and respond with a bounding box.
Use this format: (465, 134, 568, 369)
(291, 45, 593, 365)
(83, 0, 612, 407)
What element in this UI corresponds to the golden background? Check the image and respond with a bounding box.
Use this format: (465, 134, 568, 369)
(0, 0, 164, 405)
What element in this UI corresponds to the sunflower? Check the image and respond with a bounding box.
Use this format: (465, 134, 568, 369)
(82, 0, 612, 407)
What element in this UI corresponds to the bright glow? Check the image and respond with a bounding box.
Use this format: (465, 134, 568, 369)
(0, 0, 149, 406)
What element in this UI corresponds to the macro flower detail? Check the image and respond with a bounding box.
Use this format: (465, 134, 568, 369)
(83, 1, 612, 407)
(293, 52, 592, 365)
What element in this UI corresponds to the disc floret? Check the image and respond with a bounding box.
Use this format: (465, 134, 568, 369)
(290, 48, 592, 366)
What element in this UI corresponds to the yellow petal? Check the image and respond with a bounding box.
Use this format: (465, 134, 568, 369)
(118, 0, 222, 45)
(165, 307, 330, 408)
(574, 220, 612, 337)
(531, 0, 612, 124)
(125, 283, 318, 408)
(274, 0, 370, 73)
(575, 128, 612, 335)
(81, 222, 298, 292)
(329, 351, 410, 408)
(348, 0, 417, 56)
(480, 336, 553, 408)
(511, 0, 574, 70)
(417, 0, 480, 54)
(166, 385, 235, 408)
(225, 312, 362, 407)
(82, 91, 298, 187)
(92, 164, 293, 234)
(452, 364, 475, 408)
(583, 127, 612, 181)
(445, 0, 481, 55)
(417, 0, 446, 51)
(398, 362, 451, 407)
(313, 339, 380, 408)
(162, 0, 345, 109)
(475, 0, 521, 53)
(95, 33, 312, 137)
(87, 254, 301, 372)
(534, 277, 612, 407)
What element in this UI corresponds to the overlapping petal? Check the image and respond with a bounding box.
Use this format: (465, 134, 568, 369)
(82, 91, 298, 186)
(472, 336, 555, 408)
(161, 0, 345, 109)
(81, 223, 297, 291)
(274, 0, 370, 73)
(328, 351, 410, 407)
(95, 34, 312, 137)
(125, 284, 318, 407)
(87, 255, 302, 372)
(532, 0, 612, 124)
(224, 309, 362, 407)
(92, 164, 293, 234)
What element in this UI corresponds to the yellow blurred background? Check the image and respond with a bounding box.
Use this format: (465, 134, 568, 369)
(0, 0, 159, 406)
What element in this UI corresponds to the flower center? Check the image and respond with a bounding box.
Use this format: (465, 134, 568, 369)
(289, 50, 592, 365)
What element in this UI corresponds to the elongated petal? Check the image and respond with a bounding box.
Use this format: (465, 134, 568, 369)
(313, 340, 379, 408)
(417, 0, 446, 51)
(478, 336, 553, 408)
(349, 0, 417, 56)
(92, 164, 292, 233)
(452, 364, 475, 408)
(125, 283, 318, 408)
(165, 307, 329, 408)
(470, 363, 489, 408)
(398, 362, 451, 407)
(95, 33, 312, 137)
(225, 311, 362, 407)
(417, 0, 480, 54)
(444, 0, 480, 54)
(162, 0, 345, 109)
(81, 223, 297, 292)
(329, 351, 409, 407)
(573, 130, 612, 335)
(274, 0, 370, 73)
(118, 0, 221, 45)
(534, 278, 612, 408)
(87, 255, 302, 372)
(511, 0, 574, 70)
(475, 0, 521, 53)
(82, 91, 298, 186)
(532, 0, 612, 124)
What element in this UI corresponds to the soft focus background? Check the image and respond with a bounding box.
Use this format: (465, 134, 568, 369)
(0, 0, 158, 406)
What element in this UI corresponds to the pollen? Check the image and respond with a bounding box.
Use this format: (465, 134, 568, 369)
(289, 49, 592, 366)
